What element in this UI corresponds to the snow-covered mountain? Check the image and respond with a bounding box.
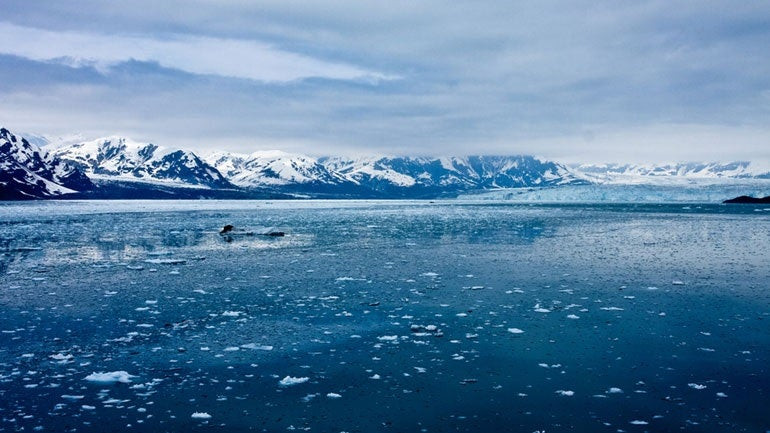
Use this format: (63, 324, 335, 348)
(205, 150, 351, 189)
(571, 162, 770, 184)
(203, 152, 582, 196)
(47, 137, 233, 189)
(320, 155, 581, 192)
(0, 127, 93, 199)
(6, 127, 770, 200)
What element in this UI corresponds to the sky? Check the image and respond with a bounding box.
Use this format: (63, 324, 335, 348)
(1, 0, 769, 163)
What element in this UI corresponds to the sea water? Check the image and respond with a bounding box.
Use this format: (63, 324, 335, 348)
(0, 200, 768, 432)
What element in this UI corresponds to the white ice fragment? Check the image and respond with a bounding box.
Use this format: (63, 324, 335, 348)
(326, 393, 342, 399)
(630, 420, 649, 425)
(507, 328, 524, 334)
(688, 383, 707, 390)
(84, 371, 135, 384)
(279, 376, 309, 386)
(240, 343, 273, 351)
(377, 335, 398, 342)
(607, 387, 623, 394)
(191, 412, 212, 419)
(566, 314, 580, 319)
(555, 390, 574, 396)
(716, 392, 728, 398)
(49, 353, 73, 362)
(672, 280, 685, 285)
(144, 259, 186, 265)
(221, 311, 241, 317)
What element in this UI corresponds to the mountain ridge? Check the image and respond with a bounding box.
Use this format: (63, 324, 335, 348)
(4, 127, 770, 199)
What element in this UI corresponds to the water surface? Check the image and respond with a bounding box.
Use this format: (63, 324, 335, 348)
(1, 200, 768, 432)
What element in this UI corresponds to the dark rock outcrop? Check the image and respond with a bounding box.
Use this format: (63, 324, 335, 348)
(723, 195, 770, 204)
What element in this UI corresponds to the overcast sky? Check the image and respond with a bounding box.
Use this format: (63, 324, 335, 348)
(1, 0, 769, 162)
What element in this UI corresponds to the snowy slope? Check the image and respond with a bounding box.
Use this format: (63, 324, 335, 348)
(205, 150, 351, 188)
(0, 127, 93, 199)
(47, 137, 233, 189)
(320, 155, 581, 191)
(571, 162, 770, 184)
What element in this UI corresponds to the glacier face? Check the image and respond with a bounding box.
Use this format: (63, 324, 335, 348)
(0, 128, 93, 199)
(460, 181, 770, 203)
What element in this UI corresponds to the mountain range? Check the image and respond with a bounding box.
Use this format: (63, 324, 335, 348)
(2, 126, 770, 200)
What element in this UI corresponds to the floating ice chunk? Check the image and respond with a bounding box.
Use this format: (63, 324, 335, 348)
(629, 420, 648, 425)
(566, 314, 580, 319)
(420, 272, 439, 277)
(240, 343, 273, 351)
(600, 307, 624, 311)
(81, 405, 96, 410)
(221, 311, 241, 317)
(223, 347, 240, 352)
(279, 376, 309, 386)
(326, 393, 342, 399)
(370, 374, 381, 380)
(61, 394, 84, 400)
(507, 328, 525, 334)
(191, 412, 212, 419)
(50, 353, 73, 362)
(555, 390, 574, 396)
(607, 387, 623, 394)
(688, 383, 707, 390)
(84, 371, 135, 384)
(377, 335, 398, 342)
(672, 280, 685, 285)
(533, 304, 551, 313)
(716, 392, 728, 398)
(144, 258, 186, 265)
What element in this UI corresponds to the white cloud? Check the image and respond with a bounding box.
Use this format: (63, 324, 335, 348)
(0, 22, 394, 83)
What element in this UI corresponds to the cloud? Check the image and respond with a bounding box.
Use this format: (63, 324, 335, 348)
(0, 22, 394, 83)
(1, 1, 770, 162)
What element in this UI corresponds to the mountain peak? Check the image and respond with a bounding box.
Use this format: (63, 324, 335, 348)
(1, 127, 93, 199)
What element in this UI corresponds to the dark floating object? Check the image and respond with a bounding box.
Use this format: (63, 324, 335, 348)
(219, 225, 286, 238)
(723, 195, 770, 204)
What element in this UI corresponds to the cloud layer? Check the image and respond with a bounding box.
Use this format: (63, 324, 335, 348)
(1, 0, 769, 162)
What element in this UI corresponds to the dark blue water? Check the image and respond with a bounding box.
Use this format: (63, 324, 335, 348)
(1, 200, 768, 432)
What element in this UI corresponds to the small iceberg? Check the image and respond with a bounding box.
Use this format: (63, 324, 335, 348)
(84, 371, 135, 384)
